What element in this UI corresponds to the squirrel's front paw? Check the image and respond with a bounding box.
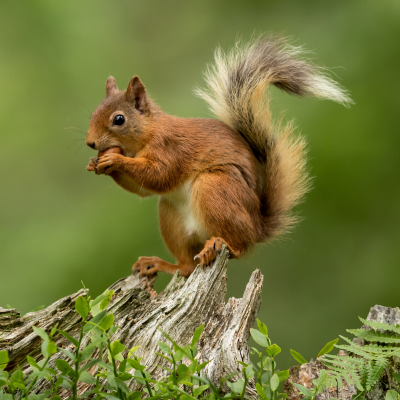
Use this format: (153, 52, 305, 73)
(133, 256, 160, 277)
(86, 157, 98, 172)
(95, 154, 123, 175)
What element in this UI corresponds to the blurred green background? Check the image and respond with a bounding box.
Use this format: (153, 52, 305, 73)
(1, 0, 399, 366)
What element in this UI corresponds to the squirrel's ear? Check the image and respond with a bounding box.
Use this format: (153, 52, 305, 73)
(126, 76, 149, 113)
(106, 76, 119, 97)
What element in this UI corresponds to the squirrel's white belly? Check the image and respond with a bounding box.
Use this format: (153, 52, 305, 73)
(161, 182, 208, 241)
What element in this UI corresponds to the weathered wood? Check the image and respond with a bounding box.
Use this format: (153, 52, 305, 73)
(0, 247, 263, 398)
(285, 305, 400, 400)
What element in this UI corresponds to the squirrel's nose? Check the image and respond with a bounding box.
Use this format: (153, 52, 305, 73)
(86, 141, 96, 149)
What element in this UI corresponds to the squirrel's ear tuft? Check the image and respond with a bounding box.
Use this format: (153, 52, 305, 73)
(106, 76, 119, 97)
(126, 76, 149, 113)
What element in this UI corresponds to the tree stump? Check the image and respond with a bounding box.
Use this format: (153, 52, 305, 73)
(0, 247, 263, 398)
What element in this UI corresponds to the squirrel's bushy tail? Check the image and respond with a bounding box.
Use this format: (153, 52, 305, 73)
(196, 35, 352, 239)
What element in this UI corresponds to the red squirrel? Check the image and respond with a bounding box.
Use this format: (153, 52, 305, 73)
(86, 36, 351, 278)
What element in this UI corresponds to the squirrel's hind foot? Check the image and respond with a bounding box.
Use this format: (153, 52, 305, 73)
(195, 237, 241, 268)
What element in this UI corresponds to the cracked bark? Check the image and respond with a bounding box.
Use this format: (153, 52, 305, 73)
(0, 247, 262, 398)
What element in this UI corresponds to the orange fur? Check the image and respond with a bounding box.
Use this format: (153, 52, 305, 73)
(85, 36, 351, 277)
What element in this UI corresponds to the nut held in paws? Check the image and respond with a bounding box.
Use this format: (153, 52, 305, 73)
(98, 147, 122, 157)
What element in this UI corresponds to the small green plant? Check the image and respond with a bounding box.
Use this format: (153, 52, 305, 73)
(290, 338, 339, 366)
(322, 317, 400, 399)
(0, 290, 288, 400)
(290, 317, 400, 400)
(1, 293, 400, 400)
(292, 369, 333, 400)
(245, 319, 288, 400)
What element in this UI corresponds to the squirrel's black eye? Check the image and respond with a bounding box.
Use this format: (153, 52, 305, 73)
(113, 114, 125, 126)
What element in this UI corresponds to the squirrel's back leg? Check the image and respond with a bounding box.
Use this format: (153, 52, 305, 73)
(192, 170, 262, 267)
(133, 198, 201, 278)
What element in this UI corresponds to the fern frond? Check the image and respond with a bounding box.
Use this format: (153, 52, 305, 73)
(323, 354, 364, 369)
(358, 363, 368, 388)
(323, 356, 365, 391)
(366, 359, 387, 391)
(323, 319, 400, 395)
(324, 373, 343, 390)
(336, 342, 377, 359)
(347, 328, 400, 344)
(359, 317, 400, 335)
(350, 370, 365, 392)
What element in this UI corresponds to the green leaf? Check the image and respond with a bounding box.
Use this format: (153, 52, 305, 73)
(191, 324, 204, 346)
(59, 347, 76, 361)
(158, 341, 172, 354)
(109, 325, 118, 335)
(315, 369, 328, 387)
(261, 371, 272, 384)
(256, 382, 266, 398)
(81, 359, 102, 372)
(127, 392, 142, 400)
(47, 341, 57, 356)
(177, 363, 189, 375)
(245, 364, 254, 379)
(83, 310, 107, 333)
(257, 319, 268, 336)
(290, 349, 308, 365)
(59, 377, 73, 390)
(56, 329, 79, 347)
(250, 328, 269, 347)
(194, 385, 209, 397)
(79, 371, 96, 385)
(293, 383, 313, 397)
(277, 370, 289, 382)
(129, 345, 140, 355)
(126, 358, 145, 371)
(133, 369, 151, 385)
(197, 360, 211, 371)
(119, 372, 133, 381)
(318, 338, 339, 357)
(174, 348, 184, 361)
(110, 340, 125, 357)
(267, 344, 281, 358)
(386, 391, 399, 400)
(9, 368, 24, 390)
(75, 296, 89, 320)
(41, 340, 50, 358)
(100, 291, 114, 311)
(99, 314, 114, 331)
(33, 326, 49, 341)
(192, 344, 198, 358)
(80, 343, 96, 362)
(90, 289, 108, 307)
(0, 370, 9, 385)
(56, 359, 73, 374)
(99, 393, 121, 400)
(270, 374, 279, 391)
(391, 372, 400, 385)
(227, 379, 245, 394)
(0, 351, 9, 370)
